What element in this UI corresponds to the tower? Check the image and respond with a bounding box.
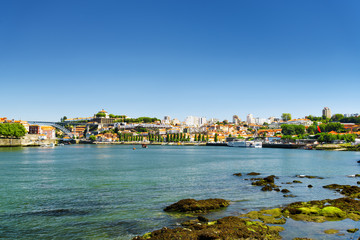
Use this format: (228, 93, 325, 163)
(322, 107, 331, 119)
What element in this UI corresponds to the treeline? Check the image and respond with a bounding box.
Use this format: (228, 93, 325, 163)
(118, 133, 144, 142)
(340, 117, 360, 124)
(282, 123, 346, 136)
(317, 133, 356, 143)
(113, 117, 160, 123)
(306, 115, 360, 124)
(307, 122, 345, 134)
(123, 117, 160, 123)
(281, 133, 356, 143)
(0, 123, 27, 138)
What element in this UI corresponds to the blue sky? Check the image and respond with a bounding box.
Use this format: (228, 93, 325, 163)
(1, 0, 359, 121)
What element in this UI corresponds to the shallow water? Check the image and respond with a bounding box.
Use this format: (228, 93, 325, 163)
(1, 145, 360, 239)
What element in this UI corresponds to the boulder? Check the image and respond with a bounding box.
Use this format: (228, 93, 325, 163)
(164, 198, 230, 213)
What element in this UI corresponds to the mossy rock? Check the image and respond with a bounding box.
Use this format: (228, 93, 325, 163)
(241, 208, 286, 224)
(297, 207, 321, 215)
(324, 229, 339, 234)
(247, 172, 261, 176)
(133, 216, 283, 240)
(164, 198, 230, 213)
(319, 206, 346, 218)
(347, 228, 359, 233)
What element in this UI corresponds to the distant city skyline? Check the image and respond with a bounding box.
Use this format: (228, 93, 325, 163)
(1, 1, 359, 121)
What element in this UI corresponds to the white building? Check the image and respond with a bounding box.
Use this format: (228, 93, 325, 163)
(208, 118, 219, 124)
(163, 116, 171, 124)
(247, 114, 255, 124)
(185, 116, 207, 126)
(172, 118, 180, 125)
(344, 113, 359, 118)
(199, 117, 207, 126)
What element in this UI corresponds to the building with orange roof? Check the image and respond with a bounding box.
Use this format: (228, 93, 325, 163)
(40, 126, 56, 139)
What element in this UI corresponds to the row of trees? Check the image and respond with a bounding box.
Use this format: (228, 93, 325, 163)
(307, 122, 345, 134)
(317, 133, 356, 143)
(340, 116, 360, 124)
(281, 133, 356, 143)
(0, 123, 27, 138)
(282, 122, 346, 136)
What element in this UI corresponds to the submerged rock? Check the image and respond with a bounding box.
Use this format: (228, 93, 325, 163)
(247, 172, 261, 176)
(324, 229, 339, 234)
(308, 185, 313, 188)
(293, 180, 302, 183)
(296, 175, 324, 179)
(164, 198, 230, 213)
(283, 194, 296, 198)
(233, 173, 242, 177)
(281, 189, 290, 193)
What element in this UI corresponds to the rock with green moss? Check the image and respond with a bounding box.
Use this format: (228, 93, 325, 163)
(164, 198, 230, 213)
(319, 206, 346, 218)
(347, 228, 359, 233)
(323, 184, 360, 197)
(252, 175, 279, 192)
(133, 217, 283, 240)
(282, 197, 360, 222)
(324, 229, 339, 234)
(240, 208, 286, 224)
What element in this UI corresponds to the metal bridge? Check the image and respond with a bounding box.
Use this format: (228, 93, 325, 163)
(28, 121, 73, 136)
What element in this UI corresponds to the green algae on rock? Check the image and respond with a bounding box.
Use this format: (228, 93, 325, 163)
(133, 216, 283, 240)
(282, 197, 360, 222)
(164, 198, 230, 213)
(324, 229, 339, 234)
(323, 184, 360, 197)
(240, 208, 286, 224)
(347, 228, 359, 233)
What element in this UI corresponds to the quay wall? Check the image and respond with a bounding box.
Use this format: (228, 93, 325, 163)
(0, 135, 56, 147)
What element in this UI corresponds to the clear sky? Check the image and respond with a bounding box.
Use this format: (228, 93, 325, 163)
(1, 0, 359, 122)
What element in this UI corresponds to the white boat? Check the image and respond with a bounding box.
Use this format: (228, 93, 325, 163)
(227, 139, 262, 148)
(227, 139, 247, 147)
(249, 141, 262, 148)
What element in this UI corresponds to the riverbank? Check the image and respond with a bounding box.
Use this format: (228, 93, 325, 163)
(315, 143, 360, 151)
(0, 135, 56, 147)
(93, 141, 207, 146)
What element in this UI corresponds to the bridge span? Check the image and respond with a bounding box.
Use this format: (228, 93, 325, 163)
(28, 121, 73, 136)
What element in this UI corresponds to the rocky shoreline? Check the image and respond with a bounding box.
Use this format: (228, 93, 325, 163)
(132, 170, 360, 240)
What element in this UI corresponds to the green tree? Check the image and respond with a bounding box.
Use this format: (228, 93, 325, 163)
(281, 124, 305, 135)
(0, 123, 26, 138)
(281, 113, 292, 121)
(214, 133, 218, 142)
(96, 112, 106, 118)
(331, 114, 344, 122)
(89, 135, 96, 141)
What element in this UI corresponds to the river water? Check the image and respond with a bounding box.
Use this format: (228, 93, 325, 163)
(1, 145, 360, 239)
